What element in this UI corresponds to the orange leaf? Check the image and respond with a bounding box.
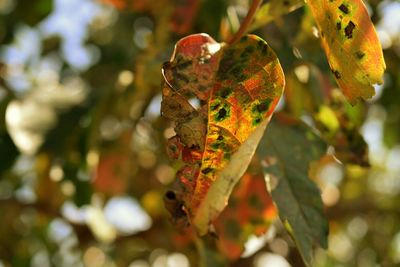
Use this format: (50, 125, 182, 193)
(214, 168, 276, 260)
(94, 153, 130, 195)
(161, 34, 284, 235)
(307, 0, 386, 104)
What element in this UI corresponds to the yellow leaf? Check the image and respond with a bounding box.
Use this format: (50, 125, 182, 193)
(307, 0, 386, 104)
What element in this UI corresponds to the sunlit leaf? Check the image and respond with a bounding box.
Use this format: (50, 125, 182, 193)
(315, 90, 369, 166)
(214, 161, 276, 260)
(257, 114, 328, 266)
(161, 33, 284, 235)
(306, 0, 386, 104)
(284, 66, 326, 116)
(317, 105, 340, 132)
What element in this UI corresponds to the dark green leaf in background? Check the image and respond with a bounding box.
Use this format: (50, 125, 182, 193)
(257, 114, 329, 266)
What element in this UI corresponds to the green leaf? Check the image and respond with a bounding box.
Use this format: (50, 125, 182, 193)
(161, 34, 284, 235)
(250, 0, 304, 31)
(314, 92, 369, 166)
(257, 114, 328, 266)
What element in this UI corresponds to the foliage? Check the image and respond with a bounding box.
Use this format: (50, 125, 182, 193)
(307, 0, 385, 104)
(161, 33, 284, 235)
(0, 0, 399, 267)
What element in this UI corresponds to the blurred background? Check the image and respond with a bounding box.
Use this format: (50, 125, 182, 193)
(0, 0, 400, 266)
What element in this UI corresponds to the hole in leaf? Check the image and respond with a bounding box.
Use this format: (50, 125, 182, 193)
(165, 190, 177, 200)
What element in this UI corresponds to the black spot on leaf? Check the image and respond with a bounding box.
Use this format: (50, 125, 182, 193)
(202, 58, 210, 64)
(332, 69, 341, 79)
(338, 3, 349, 14)
(253, 117, 262, 125)
(201, 167, 213, 174)
(217, 135, 223, 141)
(216, 107, 227, 120)
(336, 22, 341, 30)
(356, 51, 365, 60)
(189, 144, 200, 150)
(262, 45, 269, 55)
(255, 40, 269, 55)
(211, 102, 220, 111)
(344, 21, 356, 39)
(256, 102, 270, 113)
(252, 100, 271, 114)
(175, 60, 192, 70)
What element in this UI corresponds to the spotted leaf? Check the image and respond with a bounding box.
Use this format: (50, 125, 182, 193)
(307, 0, 386, 104)
(161, 34, 284, 235)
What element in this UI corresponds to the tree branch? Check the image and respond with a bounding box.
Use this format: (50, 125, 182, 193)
(227, 0, 262, 45)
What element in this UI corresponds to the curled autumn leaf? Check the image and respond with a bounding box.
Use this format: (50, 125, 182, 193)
(161, 33, 284, 235)
(306, 0, 386, 104)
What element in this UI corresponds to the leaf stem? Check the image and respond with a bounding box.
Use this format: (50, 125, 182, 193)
(227, 0, 262, 45)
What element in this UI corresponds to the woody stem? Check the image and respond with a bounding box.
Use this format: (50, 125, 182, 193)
(227, 0, 262, 45)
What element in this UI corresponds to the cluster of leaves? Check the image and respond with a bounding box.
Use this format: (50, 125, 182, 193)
(159, 0, 384, 265)
(0, 0, 399, 267)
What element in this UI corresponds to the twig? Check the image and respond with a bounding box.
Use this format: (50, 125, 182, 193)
(227, 0, 263, 45)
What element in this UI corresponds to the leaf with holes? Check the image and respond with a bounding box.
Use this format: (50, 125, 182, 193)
(307, 0, 385, 104)
(161, 34, 284, 235)
(257, 114, 328, 266)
